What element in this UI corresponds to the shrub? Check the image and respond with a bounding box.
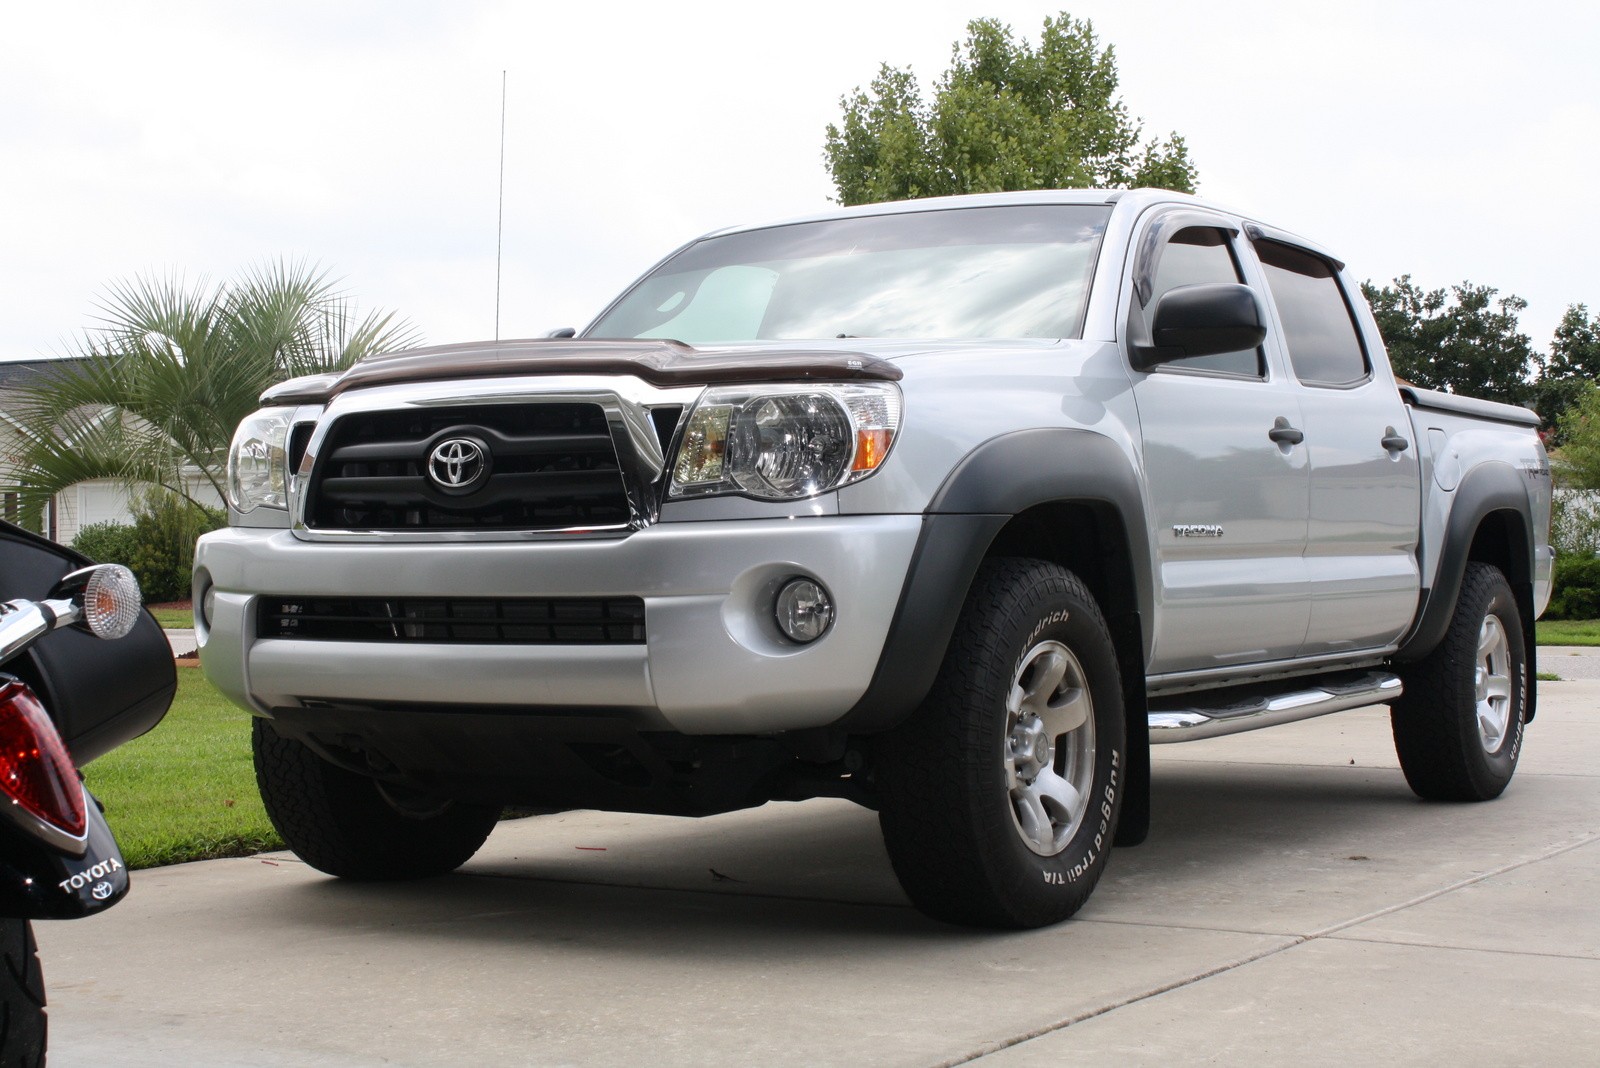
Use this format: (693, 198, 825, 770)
(1551, 490, 1600, 557)
(1545, 554, 1600, 621)
(71, 521, 141, 570)
(71, 492, 224, 603)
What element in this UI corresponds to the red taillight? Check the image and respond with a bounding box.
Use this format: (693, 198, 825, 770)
(0, 679, 87, 840)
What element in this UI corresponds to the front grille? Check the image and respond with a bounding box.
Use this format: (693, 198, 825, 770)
(305, 403, 631, 531)
(258, 596, 646, 644)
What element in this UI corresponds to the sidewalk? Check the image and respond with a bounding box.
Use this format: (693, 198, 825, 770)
(1541, 643, 1600, 679)
(164, 627, 196, 657)
(38, 682, 1599, 1066)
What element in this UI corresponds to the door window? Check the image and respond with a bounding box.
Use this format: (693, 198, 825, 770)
(1144, 227, 1263, 378)
(1256, 240, 1370, 387)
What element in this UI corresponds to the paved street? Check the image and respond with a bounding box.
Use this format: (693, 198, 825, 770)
(38, 681, 1600, 1067)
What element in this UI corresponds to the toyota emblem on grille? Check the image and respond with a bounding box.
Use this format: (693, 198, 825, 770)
(427, 436, 491, 494)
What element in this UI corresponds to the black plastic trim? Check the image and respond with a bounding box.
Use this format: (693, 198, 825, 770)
(1131, 210, 1242, 310)
(929, 429, 1155, 630)
(1243, 221, 1346, 272)
(835, 514, 1008, 734)
(838, 429, 1154, 734)
(1396, 463, 1534, 665)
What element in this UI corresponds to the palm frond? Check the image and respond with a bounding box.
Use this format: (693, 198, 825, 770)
(5, 260, 418, 514)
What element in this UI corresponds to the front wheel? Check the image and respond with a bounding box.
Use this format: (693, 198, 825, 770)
(1392, 562, 1527, 801)
(253, 719, 500, 880)
(877, 559, 1126, 929)
(0, 918, 46, 1066)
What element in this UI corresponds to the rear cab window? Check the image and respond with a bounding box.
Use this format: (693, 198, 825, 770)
(1254, 239, 1371, 388)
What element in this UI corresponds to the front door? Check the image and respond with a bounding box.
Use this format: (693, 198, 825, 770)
(1125, 211, 1311, 675)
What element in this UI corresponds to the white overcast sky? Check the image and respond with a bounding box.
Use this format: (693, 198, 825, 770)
(2, 0, 1595, 361)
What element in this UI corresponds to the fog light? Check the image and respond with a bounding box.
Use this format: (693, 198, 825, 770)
(775, 578, 833, 644)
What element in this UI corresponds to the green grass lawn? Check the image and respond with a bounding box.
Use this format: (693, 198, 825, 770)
(147, 605, 194, 629)
(82, 668, 282, 869)
(1536, 619, 1600, 646)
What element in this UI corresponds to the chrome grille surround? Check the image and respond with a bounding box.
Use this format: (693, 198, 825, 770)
(290, 376, 703, 543)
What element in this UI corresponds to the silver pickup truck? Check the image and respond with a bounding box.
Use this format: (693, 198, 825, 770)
(196, 189, 1554, 928)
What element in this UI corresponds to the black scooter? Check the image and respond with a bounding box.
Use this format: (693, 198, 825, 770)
(0, 519, 174, 1063)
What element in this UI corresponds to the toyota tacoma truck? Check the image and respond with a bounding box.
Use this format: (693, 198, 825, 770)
(195, 189, 1554, 928)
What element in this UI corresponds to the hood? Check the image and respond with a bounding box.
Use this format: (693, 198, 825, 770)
(260, 338, 904, 406)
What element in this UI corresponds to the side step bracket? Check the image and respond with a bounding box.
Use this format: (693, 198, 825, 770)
(1148, 669, 1402, 744)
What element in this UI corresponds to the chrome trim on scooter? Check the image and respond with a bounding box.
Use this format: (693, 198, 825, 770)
(0, 778, 91, 858)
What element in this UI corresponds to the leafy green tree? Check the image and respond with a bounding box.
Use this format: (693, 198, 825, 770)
(824, 13, 1196, 206)
(1556, 385, 1600, 492)
(1360, 276, 1537, 408)
(1546, 303, 1600, 380)
(3, 261, 418, 530)
(1529, 304, 1600, 439)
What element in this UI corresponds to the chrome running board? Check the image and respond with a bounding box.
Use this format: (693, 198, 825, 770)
(1147, 669, 1402, 744)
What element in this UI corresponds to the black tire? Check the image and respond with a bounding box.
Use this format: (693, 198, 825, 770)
(0, 918, 45, 1067)
(252, 719, 500, 880)
(877, 558, 1126, 929)
(1392, 562, 1527, 801)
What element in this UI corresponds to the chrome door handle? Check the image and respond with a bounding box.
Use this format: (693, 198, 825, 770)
(1268, 417, 1304, 446)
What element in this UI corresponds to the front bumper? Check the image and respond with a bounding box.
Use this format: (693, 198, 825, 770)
(194, 516, 921, 734)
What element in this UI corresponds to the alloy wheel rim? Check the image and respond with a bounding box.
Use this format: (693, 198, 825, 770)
(1474, 614, 1514, 754)
(1004, 640, 1096, 856)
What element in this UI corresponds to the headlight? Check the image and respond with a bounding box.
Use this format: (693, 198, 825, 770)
(669, 383, 901, 501)
(227, 407, 294, 513)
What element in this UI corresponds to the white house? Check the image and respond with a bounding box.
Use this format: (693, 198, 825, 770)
(0, 357, 221, 544)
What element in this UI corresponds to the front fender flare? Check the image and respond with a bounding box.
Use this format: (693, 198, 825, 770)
(838, 429, 1153, 735)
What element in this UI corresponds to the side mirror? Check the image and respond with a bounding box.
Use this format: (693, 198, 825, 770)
(1132, 283, 1266, 371)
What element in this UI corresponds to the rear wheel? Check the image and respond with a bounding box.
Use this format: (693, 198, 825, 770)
(877, 559, 1125, 929)
(0, 918, 45, 1066)
(253, 719, 500, 880)
(1392, 562, 1526, 801)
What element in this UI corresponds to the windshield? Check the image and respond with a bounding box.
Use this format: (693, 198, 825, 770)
(586, 204, 1111, 344)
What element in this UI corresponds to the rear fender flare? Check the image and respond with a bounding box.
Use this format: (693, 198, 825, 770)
(1396, 461, 1538, 718)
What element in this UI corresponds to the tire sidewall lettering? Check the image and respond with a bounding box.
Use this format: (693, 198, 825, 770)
(1025, 608, 1072, 648)
(1005, 598, 1123, 893)
(1043, 744, 1122, 888)
(1482, 591, 1526, 771)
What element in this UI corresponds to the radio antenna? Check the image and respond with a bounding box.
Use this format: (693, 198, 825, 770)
(495, 69, 507, 341)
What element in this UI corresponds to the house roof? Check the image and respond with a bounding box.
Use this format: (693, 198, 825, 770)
(0, 358, 100, 439)
(0, 357, 91, 391)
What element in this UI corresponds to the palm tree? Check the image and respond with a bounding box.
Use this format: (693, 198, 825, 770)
(3, 261, 420, 529)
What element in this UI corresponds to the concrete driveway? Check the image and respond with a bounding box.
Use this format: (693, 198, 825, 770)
(38, 681, 1600, 1067)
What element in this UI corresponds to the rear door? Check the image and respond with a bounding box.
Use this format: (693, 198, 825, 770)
(1246, 233, 1422, 655)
